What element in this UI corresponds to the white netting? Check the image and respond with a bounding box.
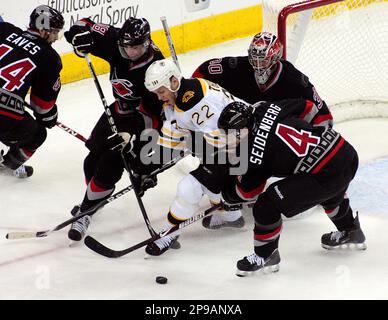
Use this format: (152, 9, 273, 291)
(262, 0, 388, 122)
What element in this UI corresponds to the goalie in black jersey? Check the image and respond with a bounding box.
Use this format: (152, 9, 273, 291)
(192, 32, 334, 229)
(218, 101, 366, 277)
(64, 17, 165, 241)
(0, 5, 64, 178)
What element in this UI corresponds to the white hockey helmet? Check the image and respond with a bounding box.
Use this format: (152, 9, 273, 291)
(144, 58, 182, 92)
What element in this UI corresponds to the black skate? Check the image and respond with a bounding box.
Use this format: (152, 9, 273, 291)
(145, 234, 181, 256)
(70, 205, 80, 216)
(68, 214, 91, 241)
(321, 213, 366, 250)
(0, 151, 33, 178)
(236, 249, 281, 277)
(202, 214, 245, 230)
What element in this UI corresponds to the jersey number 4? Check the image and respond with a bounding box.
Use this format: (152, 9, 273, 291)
(275, 123, 320, 156)
(0, 44, 36, 91)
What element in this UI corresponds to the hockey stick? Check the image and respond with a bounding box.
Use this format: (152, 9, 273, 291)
(5, 156, 181, 240)
(160, 16, 181, 71)
(56, 121, 87, 142)
(84, 54, 158, 237)
(23, 101, 87, 143)
(84, 202, 223, 258)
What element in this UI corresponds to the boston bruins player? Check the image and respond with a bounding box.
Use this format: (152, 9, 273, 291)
(218, 101, 366, 276)
(193, 32, 334, 229)
(143, 58, 252, 255)
(0, 5, 64, 178)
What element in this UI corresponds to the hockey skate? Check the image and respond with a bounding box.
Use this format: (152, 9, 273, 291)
(321, 215, 366, 250)
(68, 214, 91, 241)
(202, 210, 245, 230)
(145, 234, 181, 256)
(236, 249, 281, 277)
(0, 150, 33, 178)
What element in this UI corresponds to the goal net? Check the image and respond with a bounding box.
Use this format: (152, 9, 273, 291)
(262, 0, 388, 122)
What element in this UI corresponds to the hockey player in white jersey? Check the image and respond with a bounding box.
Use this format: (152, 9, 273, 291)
(144, 58, 246, 255)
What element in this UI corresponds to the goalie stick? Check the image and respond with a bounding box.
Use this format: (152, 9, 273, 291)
(84, 203, 223, 258)
(5, 155, 181, 240)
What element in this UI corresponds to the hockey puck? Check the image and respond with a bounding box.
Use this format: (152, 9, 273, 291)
(156, 276, 168, 284)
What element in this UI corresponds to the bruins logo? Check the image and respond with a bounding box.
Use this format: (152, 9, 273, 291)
(182, 91, 195, 103)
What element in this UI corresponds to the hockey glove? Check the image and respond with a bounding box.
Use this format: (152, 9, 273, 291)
(64, 25, 94, 57)
(132, 173, 158, 198)
(107, 132, 134, 152)
(34, 104, 58, 129)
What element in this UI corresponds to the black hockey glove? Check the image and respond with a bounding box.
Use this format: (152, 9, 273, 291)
(34, 104, 58, 129)
(131, 173, 158, 198)
(107, 132, 134, 152)
(64, 25, 94, 57)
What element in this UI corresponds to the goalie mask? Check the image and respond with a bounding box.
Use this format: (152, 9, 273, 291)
(248, 32, 283, 84)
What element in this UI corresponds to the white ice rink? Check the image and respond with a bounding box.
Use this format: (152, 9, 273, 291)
(1, 36, 388, 300)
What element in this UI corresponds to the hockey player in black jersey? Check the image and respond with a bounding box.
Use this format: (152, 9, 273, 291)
(0, 5, 64, 178)
(193, 32, 334, 229)
(218, 101, 366, 277)
(64, 17, 165, 241)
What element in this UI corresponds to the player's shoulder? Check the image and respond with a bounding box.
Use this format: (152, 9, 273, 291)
(200, 56, 249, 70)
(175, 78, 207, 112)
(38, 43, 62, 71)
(280, 59, 310, 87)
(0, 22, 22, 38)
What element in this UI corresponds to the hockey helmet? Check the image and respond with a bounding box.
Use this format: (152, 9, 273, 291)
(218, 101, 254, 130)
(29, 5, 64, 31)
(248, 32, 283, 84)
(118, 17, 151, 59)
(144, 59, 182, 92)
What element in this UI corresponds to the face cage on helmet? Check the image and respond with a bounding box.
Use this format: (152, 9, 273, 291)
(118, 39, 150, 61)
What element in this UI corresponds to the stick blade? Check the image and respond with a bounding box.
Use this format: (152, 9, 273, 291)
(84, 236, 122, 258)
(6, 231, 46, 240)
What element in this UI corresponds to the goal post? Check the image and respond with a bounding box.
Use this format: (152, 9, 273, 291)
(262, 0, 388, 122)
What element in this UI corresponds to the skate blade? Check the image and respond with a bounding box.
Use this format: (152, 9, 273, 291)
(322, 242, 367, 251)
(170, 240, 181, 249)
(235, 264, 280, 277)
(68, 240, 83, 247)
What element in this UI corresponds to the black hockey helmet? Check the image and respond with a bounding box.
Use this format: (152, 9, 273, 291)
(218, 101, 254, 130)
(29, 5, 64, 31)
(118, 17, 151, 47)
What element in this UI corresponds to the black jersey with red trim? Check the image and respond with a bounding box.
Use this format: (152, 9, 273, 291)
(79, 18, 164, 126)
(234, 99, 344, 201)
(0, 22, 62, 120)
(193, 57, 332, 128)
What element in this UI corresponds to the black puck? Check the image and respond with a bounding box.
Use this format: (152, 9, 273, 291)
(156, 276, 168, 284)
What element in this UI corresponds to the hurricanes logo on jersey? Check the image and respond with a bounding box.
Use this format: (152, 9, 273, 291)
(111, 78, 137, 99)
(182, 90, 194, 103)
